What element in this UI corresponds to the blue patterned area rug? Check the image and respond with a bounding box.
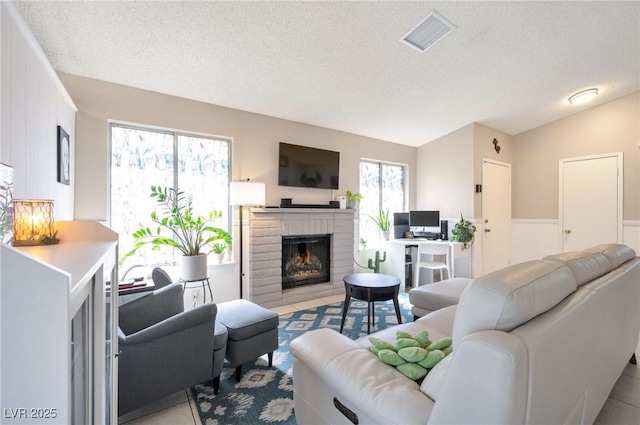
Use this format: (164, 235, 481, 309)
(191, 292, 414, 424)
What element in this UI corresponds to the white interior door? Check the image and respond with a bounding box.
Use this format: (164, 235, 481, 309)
(482, 159, 511, 275)
(560, 153, 622, 252)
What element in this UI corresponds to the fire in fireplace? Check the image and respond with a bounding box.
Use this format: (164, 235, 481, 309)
(282, 234, 331, 289)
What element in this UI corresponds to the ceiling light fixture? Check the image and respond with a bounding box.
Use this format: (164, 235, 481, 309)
(568, 88, 599, 105)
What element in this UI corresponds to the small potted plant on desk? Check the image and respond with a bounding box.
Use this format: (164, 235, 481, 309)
(367, 209, 391, 241)
(120, 185, 232, 280)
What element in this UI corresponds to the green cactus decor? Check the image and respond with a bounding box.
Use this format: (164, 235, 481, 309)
(368, 250, 387, 273)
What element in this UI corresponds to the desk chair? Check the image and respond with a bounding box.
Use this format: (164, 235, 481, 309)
(151, 267, 173, 289)
(414, 242, 450, 286)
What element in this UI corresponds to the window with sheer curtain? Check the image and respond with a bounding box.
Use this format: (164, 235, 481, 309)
(110, 123, 231, 270)
(359, 160, 407, 244)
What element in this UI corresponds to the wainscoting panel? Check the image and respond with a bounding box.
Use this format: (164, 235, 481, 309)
(511, 219, 640, 266)
(510, 219, 560, 264)
(623, 221, 640, 254)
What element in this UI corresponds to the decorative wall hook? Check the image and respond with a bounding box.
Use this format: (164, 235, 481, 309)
(492, 138, 501, 154)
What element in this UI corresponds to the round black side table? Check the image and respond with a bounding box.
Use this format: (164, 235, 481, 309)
(339, 273, 402, 334)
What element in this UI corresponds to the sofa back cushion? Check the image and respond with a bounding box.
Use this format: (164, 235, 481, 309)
(543, 244, 635, 287)
(452, 260, 577, 347)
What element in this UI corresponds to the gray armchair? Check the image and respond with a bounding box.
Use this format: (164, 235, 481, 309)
(117, 282, 227, 416)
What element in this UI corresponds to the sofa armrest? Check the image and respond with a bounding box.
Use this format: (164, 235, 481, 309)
(119, 283, 184, 335)
(121, 302, 216, 345)
(427, 330, 528, 425)
(291, 328, 434, 425)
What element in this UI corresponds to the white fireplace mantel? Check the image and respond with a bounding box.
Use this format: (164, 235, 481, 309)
(248, 208, 355, 307)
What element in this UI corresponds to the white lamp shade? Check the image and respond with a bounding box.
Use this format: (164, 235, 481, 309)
(230, 181, 266, 206)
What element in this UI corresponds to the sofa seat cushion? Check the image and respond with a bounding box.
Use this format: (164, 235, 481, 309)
(452, 260, 577, 346)
(409, 278, 471, 314)
(357, 305, 456, 349)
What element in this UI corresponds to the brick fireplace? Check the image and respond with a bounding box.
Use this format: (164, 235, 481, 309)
(248, 208, 355, 308)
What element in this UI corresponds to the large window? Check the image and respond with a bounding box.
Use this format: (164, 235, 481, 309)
(359, 160, 407, 244)
(110, 124, 231, 269)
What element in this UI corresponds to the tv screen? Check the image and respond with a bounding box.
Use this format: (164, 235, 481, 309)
(410, 210, 440, 227)
(278, 143, 340, 190)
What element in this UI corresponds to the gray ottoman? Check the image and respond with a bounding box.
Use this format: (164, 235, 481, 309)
(217, 299, 279, 382)
(408, 277, 472, 319)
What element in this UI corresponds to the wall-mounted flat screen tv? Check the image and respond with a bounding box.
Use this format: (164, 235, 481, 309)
(278, 142, 340, 190)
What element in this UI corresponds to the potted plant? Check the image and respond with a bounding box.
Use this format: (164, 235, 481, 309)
(211, 242, 228, 264)
(345, 190, 363, 209)
(359, 237, 367, 250)
(120, 185, 232, 280)
(450, 213, 476, 250)
(367, 209, 391, 241)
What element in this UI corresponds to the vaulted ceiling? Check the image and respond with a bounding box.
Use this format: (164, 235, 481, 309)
(14, 1, 640, 147)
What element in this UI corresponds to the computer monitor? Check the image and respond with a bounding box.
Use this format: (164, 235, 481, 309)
(393, 212, 410, 239)
(409, 210, 440, 227)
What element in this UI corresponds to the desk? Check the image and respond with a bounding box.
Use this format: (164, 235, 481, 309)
(380, 239, 471, 291)
(106, 279, 155, 296)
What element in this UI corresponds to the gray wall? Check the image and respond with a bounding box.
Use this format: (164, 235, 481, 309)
(512, 92, 639, 220)
(60, 73, 418, 221)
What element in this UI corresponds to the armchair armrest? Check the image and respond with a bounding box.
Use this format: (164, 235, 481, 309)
(121, 302, 216, 345)
(119, 282, 184, 335)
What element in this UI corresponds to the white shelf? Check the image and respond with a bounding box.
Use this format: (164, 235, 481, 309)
(1, 221, 119, 424)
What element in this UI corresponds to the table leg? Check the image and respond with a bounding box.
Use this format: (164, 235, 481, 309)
(371, 301, 375, 330)
(393, 296, 403, 325)
(206, 278, 213, 302)
(367, 301, 371, 334)
(339, 293, 351, 333)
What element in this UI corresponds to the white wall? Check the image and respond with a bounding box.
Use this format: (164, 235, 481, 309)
(0, 2, 76, 219)
(416, 124, 474, 219)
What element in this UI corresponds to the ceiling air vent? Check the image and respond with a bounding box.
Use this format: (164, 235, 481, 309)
(400, 10, 456, 53)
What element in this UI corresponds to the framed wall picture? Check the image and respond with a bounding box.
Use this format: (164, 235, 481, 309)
(0, 162, 14, 244)
(57, 126, 70, 185)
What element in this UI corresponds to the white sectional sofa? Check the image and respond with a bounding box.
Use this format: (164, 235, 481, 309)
(290, 244, 640, 425)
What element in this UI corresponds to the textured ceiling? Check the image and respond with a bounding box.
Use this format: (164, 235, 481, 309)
(13, 1, 640, 147)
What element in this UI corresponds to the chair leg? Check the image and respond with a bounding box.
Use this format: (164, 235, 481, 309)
(631, 353, 637, 365)
(213, 376, 220, 395)
(235, 365, 242, 382)
(268, 351, 274, 367)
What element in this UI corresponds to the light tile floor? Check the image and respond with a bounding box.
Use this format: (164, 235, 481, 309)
(119, 295, 640, 425)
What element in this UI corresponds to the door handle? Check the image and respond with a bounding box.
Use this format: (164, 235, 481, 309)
(484, 228, 491, 233)
(564, 229, 571, 234)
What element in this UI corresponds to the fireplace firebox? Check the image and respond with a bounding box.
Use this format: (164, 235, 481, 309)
(282, 234, 331, 289)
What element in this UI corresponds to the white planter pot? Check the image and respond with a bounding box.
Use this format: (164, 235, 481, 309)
(182, 254, 208, 281)
(381, 230, 390, 241)
(211, 252, 225, 264)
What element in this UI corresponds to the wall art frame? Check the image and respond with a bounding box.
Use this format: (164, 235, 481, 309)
(57, 125, 70, 185)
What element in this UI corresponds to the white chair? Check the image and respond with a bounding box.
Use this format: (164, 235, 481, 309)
(414, 242, 451, 286)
